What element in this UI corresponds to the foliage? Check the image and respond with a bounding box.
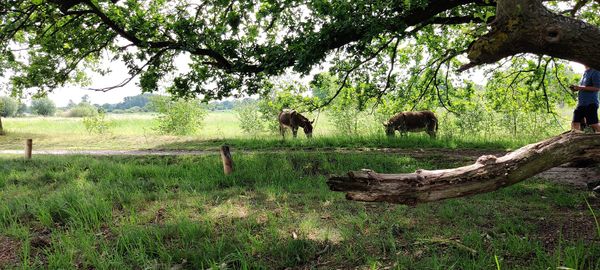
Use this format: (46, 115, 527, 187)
(82, 111, 114, 135)
(311, 73, 386, 135)
(31, 97, 56, 116)
(0, 96, 18, 117)
(66, 103, 98, 118)
(100, 94, 157, 112)
(3, 0, 597, 105)
(258, 81, 318, 133)
(235, 99, 264, 134)
(16, 102, 27, 116)
(151, 96, 207, 135)
(208, 100, 235, 111)
(484, 58, 578, 115)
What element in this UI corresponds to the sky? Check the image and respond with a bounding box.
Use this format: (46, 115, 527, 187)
(47, 59, 143, 107)
(4, 57, 588, 107)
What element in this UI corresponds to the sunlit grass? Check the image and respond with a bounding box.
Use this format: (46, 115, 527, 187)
(0, 111, 568, 150)
(0, 154, 598, 269)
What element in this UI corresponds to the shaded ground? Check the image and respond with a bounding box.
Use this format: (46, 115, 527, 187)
(0, 236, 20, 268)
(0, 154, 599, 269)
(2, 148, 598, 188)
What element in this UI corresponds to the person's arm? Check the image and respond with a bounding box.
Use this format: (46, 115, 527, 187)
(571, 70, 600, 92)
(572, 85, 600, 92)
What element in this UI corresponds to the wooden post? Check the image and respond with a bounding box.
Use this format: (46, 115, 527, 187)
(220, 145, 233, 175)
(0, 116, 4, 135)
(25, 139, 32, 159)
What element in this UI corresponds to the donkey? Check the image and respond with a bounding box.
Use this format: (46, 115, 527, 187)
(384, 110, 438, 138)
(278, 109, 314, 138)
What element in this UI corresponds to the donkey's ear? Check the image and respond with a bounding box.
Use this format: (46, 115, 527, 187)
(310, 119, 315, 124)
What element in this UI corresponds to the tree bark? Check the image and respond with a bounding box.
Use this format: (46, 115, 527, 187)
(25, 139, 32, 159)
(0, 116, 4, 135)
(459, 0, 600, 71)
(220, 145, 233, 175)
(327, 132, 600, 205)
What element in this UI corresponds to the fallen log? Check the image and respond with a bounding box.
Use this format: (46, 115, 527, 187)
(327, 132, 600, 205)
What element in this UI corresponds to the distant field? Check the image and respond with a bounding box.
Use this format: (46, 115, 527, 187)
(0, 153, 598, 269)
(0, 111, 569, 151)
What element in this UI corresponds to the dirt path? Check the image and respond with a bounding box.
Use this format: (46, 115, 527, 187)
(0, 149, 215, 156)
(0, 147, 504, 158)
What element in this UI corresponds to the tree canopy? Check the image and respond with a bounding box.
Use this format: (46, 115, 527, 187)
(1, 0, 599, 103)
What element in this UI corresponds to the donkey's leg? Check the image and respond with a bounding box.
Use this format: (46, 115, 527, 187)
(280, 124, 285, 139)
(428, 120, 437, 139)
(292, 127, 298, 138)
(427, 129, 436, 139)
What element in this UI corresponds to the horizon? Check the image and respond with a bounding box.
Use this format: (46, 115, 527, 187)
(1, 60, 587, 107)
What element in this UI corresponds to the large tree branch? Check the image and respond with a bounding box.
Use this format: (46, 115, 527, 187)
(328, 132, 600, 205)
(459, 0, 600, 71)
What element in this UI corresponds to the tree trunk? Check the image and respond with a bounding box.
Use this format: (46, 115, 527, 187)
(459, 0, 600, 71)
(327, 132, 600, 205)
(0, 116, 4, 135)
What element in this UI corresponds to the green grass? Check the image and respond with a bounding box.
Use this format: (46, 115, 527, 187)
(1, 153, 598, 269)
(0, 111, 565, 151)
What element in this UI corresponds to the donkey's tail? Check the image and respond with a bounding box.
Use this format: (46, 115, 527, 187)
(431, 116, 438, 132)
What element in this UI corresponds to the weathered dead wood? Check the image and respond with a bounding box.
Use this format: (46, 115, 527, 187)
(220, 145, 233, 175)
(327, 132, 600, 205)
(25, 139, 32, 159)
(459, 0, 600, 71)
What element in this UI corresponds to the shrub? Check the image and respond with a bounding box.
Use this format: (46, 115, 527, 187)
(151, 96, 207, 135)
(235, 101, 264, 134)
(0, 96, 18, 117)
(83, 111, 114, 134)
(66, 103, 98, 117)
(125, 106, 143, 113)
(31, 97, 56, 116)
(16, 102, 28, 116)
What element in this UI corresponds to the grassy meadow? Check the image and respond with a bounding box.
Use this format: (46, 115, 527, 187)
(1, 110, 598, 269)
(0, 110, 571, 151)
(1, 153, 599, 269)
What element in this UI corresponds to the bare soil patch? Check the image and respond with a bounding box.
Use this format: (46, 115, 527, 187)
(534, 199, 600, 250)
(0, 236, 20, 268)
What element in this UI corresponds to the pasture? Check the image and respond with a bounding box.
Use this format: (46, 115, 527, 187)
(0, 110, 569, 151)
(1, 153, 599, 269)
(1, 111, 598, 269)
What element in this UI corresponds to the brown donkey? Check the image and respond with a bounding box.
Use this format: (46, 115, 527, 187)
(384, 110, 438, 138)
(278, 109, 314, 138)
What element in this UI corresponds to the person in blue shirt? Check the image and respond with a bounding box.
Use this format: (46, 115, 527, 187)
(570, 66, 600, 133)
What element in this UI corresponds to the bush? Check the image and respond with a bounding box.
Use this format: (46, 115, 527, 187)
(125, 106, 144, 113)
(66, 103, 98, 117)
(151, 97, 207, 135)
(235, 101, 264, 134)
(16, 102, 28, 116)
(0, 96, 18, 117)
(83, 111, 114, 134)
(31, 97, 56, 116)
